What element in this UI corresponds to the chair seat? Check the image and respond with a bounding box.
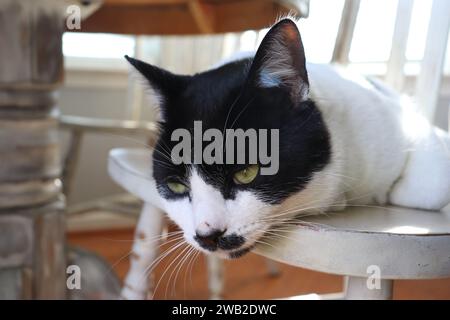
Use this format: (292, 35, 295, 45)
(255, 205, 450, 279)
(108, 148, 450, 280)
(108, 148, 161, 205)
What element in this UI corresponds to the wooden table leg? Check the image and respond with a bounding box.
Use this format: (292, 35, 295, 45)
(0, 0, 66, 299)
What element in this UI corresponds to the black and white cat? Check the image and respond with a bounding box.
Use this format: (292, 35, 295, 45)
(125, 19, 450, 260)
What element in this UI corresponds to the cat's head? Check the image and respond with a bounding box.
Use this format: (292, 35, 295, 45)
(126, 19, 331, 259)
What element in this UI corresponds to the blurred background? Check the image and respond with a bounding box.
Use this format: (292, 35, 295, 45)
(62, 0, 450, 209)
(61, 0, 450, 300)
(1, 0, 449, 300)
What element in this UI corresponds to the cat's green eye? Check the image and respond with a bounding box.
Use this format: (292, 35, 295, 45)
(167, 181, 188, 194)
(233, 165, 259, 185)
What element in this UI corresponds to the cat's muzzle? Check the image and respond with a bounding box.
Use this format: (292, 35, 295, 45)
(194, 230, 245, 252)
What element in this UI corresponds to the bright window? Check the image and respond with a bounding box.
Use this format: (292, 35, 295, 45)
(62, 0, 449, 74)
(63, 33, 135, 58)
(349, 0, 398, 62)
(299, 0, 345, 63)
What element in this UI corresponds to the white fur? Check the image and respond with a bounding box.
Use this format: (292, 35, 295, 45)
(189, 171, 270, 243)
(165, 169, 271, 258)
(155, 57, 450, 257)
(190, 170, 228, 235)
(258, 35, 308, 100)
(307, 63, 450, 210)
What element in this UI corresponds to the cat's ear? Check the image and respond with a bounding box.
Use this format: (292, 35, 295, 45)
(125, 55, 187, 121)
(247, 19, 309, 104)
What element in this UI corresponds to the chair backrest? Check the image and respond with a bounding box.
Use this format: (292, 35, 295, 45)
(333, 0, 450, 122)
(331, 0, 360, 65)
(413, 0, 450, 120)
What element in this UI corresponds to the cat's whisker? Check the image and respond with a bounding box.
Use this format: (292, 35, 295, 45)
(139, 239, 186, 286)
(187, 251, 201, 294)
(158, 139, 191, 171)
(145, 241, 187, 298)
(105, 249, 134, 282)
(264, 189, 381, 221)
(228, 97, 256, 130)
(254, 239, 279, 250)
(107, 234, 185, 285)
(169, 246, 196, 298)
(262, 230, 304, 244)
(183, 249, 199, 298)
(164, 244, 191, 298)
(222, 88, 246, 137)
(100, 132, 156, 150)
(261, 199, 330, 220)
(170, 246, 197, 298)
(152, 235, 186, 250)
(100, 230, 183, 243)
(106, 133, 178, 170)
(152, 243, 189, 299)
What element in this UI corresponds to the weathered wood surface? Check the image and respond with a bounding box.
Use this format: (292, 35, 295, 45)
(0, 0, 67, 299)
(0, 215, 33, 268)
(0, 119, 59, 181)
(0, 0, 63, 85)
(0, 0, 63, 209)
(0, 89, 57, 108)
(0, 199, 66, 298)
(0, 179, 61, 210)
(0, 267, 32, 300)
(33, 198, 66, 299)
(79, 0, 309, 35)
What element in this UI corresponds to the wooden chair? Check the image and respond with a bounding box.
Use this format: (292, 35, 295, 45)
(79, 0, 310, 35)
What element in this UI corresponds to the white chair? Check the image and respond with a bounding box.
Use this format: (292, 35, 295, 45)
(334, 0, 450, 121)
(109, 148, 450, 300)
(256, 206, 450, 299)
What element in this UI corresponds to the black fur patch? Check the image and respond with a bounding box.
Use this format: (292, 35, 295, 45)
(127, 19, 332, 205)
(228, 245, 255, 259)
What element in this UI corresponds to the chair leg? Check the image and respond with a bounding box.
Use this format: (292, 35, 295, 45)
(344, 276, 393, 300)
(207, 255, 224, 300)
(121, 202, 164, 300)
(205, 258, 279, 299)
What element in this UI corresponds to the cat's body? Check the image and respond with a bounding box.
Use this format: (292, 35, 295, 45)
(306, 62, 450, 211)
(272, 62, 407, 215)
(125, 19, 450, 261)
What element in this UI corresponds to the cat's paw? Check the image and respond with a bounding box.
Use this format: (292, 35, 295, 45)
(390, 128, 450, 211)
